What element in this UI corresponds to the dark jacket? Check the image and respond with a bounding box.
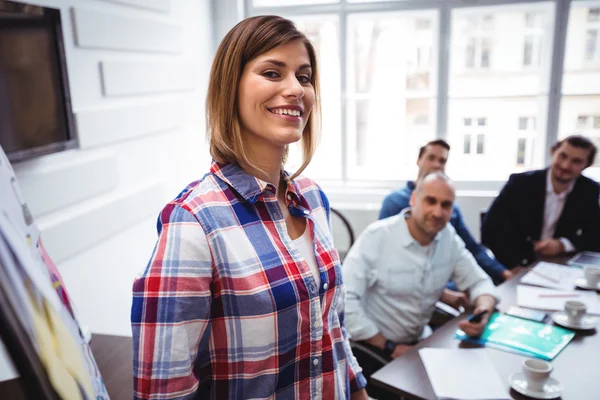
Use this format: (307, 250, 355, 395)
(481, 169, 600, 268)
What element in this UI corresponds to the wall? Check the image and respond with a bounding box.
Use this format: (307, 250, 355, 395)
(1, 0, 213, 381)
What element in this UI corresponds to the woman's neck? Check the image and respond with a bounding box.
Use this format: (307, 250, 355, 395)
(241, 138, 286, 190)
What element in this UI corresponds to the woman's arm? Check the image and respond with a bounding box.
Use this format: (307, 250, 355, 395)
(132, 204, 213, 400)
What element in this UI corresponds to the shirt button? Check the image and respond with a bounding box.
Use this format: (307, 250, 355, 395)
(314, 320, 321, 328)
(522, 258, 528, 265)
(323, 283, 328, 290)
(287, 194, 292, 200)
(313, 358, 319, 366)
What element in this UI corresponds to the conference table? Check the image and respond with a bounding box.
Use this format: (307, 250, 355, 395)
(371, 258, 600, 400)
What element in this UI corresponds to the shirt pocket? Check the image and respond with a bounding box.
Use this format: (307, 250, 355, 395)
(385, 268, 415, 296)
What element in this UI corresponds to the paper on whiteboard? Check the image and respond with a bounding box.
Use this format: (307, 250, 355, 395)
(520, 262, 584, 291)
(516, 285, 600, 314)
(419, 348, 509, 400)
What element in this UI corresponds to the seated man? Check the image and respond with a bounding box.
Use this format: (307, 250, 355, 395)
(482, 135, 600, 269)
(344, 172, 498, 377)
(380, 139, 511, 284)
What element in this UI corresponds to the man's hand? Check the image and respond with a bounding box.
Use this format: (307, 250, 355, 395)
(351, 389, 369, 400)
(440, 288, 471, 310)
(391, 344, 411, 359)
(501, 269, 514, 281)
(458, 305, 491, 337)
(534, 238, 565, 256)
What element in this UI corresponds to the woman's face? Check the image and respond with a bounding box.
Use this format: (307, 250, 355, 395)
(237, 40, 315, 152)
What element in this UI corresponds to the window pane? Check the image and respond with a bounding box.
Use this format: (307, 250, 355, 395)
(560, 2, 600, 175)
(347, 10, 438, 180)
(447, 3, 554, 180)
(285, 15, 342, 180)
(463, 134, 471, 154)
(253, 0, 338, 6)
(516, 138, 527, 165)
(476, 134, 485, 154)
(586, 29, 598, 60)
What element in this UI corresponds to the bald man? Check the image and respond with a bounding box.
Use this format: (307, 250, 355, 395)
(344, 172, 498, 361)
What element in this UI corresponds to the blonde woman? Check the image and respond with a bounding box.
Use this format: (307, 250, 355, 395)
(132, 15, 367, 400)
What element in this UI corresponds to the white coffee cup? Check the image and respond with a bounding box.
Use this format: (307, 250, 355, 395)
(584, 266, 600, 287)
(522, 358, 552, 392)
(564, 300, 587, 324)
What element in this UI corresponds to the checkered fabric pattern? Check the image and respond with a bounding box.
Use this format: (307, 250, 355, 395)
(132, 161, 366, 399)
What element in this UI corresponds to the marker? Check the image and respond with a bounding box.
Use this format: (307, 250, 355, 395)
(468, 310, 488, 323)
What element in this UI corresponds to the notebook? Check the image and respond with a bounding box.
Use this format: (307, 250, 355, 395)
(455, 312, 575, 361)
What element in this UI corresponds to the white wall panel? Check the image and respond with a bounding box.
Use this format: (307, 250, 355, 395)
(76, 101, 182, 148)
(97, 0, 171, 13)
(100, 61, 196, 96)
(72, 7, 181, 53)
(16, 153, 119, 217)
(40, 182, 165, 263)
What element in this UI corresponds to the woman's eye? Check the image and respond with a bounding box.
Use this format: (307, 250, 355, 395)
(297, 75, 311, 84)
(262, 71, 280, 79)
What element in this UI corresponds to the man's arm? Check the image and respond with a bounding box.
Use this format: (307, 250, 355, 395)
(481, 174, 523, 268)
(379, 191, 408, 220)
(452, 206, 510, 282)
(343, 228, 382, 342)
(450, 233, 498, 337)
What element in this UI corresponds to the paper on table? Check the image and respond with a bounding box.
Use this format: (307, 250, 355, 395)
(419, 348, 509, 400)
(516, 285, 600, 314)
(520, 262, 584, 291)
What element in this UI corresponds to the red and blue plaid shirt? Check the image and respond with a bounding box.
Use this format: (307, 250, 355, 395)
(132, 161, 366, 399)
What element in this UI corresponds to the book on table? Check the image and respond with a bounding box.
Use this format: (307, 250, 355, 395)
(455, 312, 575, 361)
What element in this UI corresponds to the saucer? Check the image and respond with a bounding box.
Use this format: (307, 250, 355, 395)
(552, 311, 598, 330)
(509, 372, 563, 399)
(575, 277, 600, 290)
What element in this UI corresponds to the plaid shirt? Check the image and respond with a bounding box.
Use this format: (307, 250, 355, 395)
(132, 161, 366, 399)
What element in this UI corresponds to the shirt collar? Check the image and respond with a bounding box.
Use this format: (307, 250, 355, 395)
(210, 161, 301, 204)
(545, 168, 575, 199)
(398, 208, 441, 248)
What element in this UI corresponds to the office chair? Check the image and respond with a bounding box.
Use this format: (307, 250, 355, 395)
(330, 207, 355, 262)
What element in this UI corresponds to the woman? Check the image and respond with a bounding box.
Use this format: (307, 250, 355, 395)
(132, 15, 367, 399)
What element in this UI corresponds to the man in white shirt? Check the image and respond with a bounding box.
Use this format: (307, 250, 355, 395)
(482, 135, 600, 268)
(344, 172, 498, 363)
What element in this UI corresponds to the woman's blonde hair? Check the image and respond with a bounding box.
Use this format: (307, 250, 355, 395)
(206, 15, 321, 180)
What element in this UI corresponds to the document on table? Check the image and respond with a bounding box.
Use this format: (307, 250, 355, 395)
(419, 348, 509, 400)
(520, 262, 583, 291)
(516, 285, 600, 314)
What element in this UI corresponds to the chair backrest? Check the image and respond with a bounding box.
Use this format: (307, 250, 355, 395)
(330, 207, 355, 262)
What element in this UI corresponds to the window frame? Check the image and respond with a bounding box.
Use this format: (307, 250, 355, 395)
(237, 0, 593, 191)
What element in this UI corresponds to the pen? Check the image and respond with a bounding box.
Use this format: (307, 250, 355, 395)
(468, 310, 488, 323)
(538, 294, 580, 298)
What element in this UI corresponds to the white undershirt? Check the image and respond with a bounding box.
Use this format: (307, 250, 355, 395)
(542, 172, 575, 252)
(291, 226, 321, 287)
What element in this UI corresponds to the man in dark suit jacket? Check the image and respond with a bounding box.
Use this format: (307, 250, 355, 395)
(482, 135, 600, 269)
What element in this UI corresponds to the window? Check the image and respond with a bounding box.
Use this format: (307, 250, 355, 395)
(560, 1, 600, 172)
(346, 11, 437, 180)
(447, 3, 553, 180)
(462, 117, 487, 155)
(583, 6, 600, 62)
(516, 116, 536, 168)
(523, 12, 544, 67)
(462, 15, 493, 69)
(244, 0, 597, 185)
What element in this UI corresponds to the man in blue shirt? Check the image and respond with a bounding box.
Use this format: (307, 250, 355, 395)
(379, 139, 512, 284)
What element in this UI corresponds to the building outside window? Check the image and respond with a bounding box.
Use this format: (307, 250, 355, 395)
(247, 0, 599, 184)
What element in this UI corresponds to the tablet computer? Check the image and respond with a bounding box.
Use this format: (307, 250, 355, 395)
(568, 251, 600, 267)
